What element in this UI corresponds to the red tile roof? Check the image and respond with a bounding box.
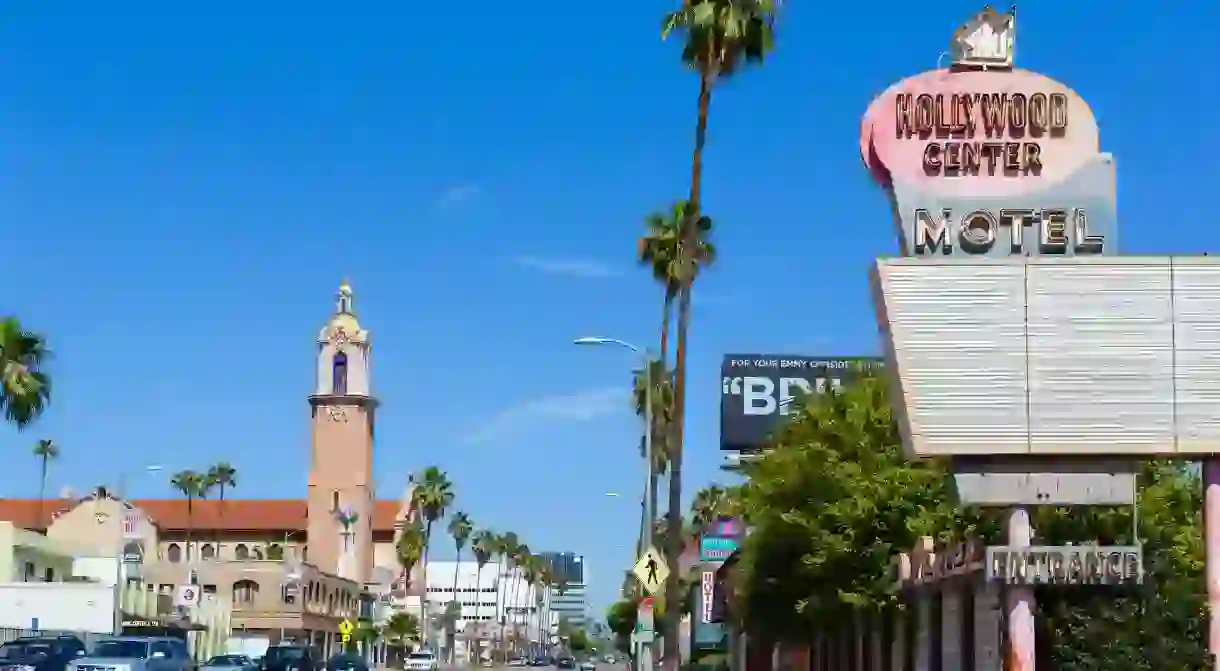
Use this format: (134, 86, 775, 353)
(0, 498, 406, 533)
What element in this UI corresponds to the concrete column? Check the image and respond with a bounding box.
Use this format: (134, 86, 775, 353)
(1004, 507, 1035, 671)
(914, 590, 931, 671)
(1206, 460, 1220, 670)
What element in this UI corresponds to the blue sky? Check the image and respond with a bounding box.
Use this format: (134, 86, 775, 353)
(2, 1, 1218, 618)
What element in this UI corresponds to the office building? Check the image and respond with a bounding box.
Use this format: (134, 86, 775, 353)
(538, 552, 587, 629)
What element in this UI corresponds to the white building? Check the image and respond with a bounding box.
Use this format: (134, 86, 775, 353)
(423, 560, 557, 657)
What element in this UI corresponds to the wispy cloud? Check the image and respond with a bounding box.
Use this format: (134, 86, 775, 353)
(436, 183, 480, 208)
(512, 256, 621, 278)
(462, 387, 627, 445)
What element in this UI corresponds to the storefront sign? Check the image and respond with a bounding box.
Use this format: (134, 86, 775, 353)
(700, 571, 715, 623)
(985, 545, 1143, 585)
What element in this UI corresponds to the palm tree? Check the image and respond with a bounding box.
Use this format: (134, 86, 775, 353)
(471, 530, 497, 662)
(510, 543, 531, 655)
(659, 4, 777, 665)
(31, 439, 59, 532)
(690, 484, 740, 531)
(170, 470, 206, 562)
(446, 511, 473, 662)
(395, 518, 427, 589)
(632, 360, 675, 555)
(535, 562, 554, 655)
(206, 462, 237, 554)
(495, 532, 519, 660)
(0, 317, 51, 429)
(520, 554, 540, 657)
(411, 467, 455, 646)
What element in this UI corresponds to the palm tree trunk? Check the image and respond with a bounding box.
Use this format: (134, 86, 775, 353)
(187, 496, 195, 564)
(512, 572, 523, 654)
(36, 456, 48, 533)
(496, 558, 508, 661)
(474, 564, 485, 662)
(660, 293, 672, 365)
(663, 67, 713, 671)
(422, 524, 433, 649)
(450, 544, 461, 663)
(217, 484, 226, 556)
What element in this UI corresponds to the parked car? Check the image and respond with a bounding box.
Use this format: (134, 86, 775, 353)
(403, 651, 437, 671)
(69, 637, 195, 671)
(322, 653, 368, 671)
(0, 635, 86, 671)
(202, 655, 256, 671)
(261, 646, 316, 671)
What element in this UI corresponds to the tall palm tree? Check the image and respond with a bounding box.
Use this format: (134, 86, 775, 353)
(659, 4, 777, 666)
(446, 511, 473, 662)
(510, 543, 531, 655)
(520, 554, 541, 657)
(471, 530, 496, 662)
(535, 562, 554, 655)
(0, 317, 51, 429)
(206, 462, 237, 555)
(410, 467, 455, 647)
(170, 470, 206, 562)
(31, 439, 59, 532)
(632, 360, 675, 554)
(395, 518, 427, 589)
(495, 532, 519, 660)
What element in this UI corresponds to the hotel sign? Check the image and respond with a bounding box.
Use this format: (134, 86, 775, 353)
(861, 24, 1117, 259)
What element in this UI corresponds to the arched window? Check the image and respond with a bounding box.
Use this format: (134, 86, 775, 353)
(167, 544, 182, 563)
(235, 544, 250, 561)
(332, 352, 348, 395)
(122, 541, 143, 562)
(201, 544, 216, 560)
(232, 579, 260, 606)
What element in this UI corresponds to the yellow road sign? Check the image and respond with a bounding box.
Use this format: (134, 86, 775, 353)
(632, 546, 669, 595)
(339, 619, 354, 636)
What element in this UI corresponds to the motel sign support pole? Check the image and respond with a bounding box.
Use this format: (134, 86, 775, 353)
(1004, 507, 1035, 671)
(1205, 460, 1220, 670)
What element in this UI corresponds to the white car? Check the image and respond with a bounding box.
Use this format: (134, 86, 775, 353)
(405, 652, 438, 671)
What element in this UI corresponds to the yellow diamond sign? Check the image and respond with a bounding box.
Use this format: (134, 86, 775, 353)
(632, 546, 669, 595)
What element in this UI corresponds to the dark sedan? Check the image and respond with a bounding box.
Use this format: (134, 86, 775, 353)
(323, 653, 368, 671)
(556, 657, 576, 669)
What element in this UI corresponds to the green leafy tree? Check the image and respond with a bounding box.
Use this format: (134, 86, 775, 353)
(734, 368, 988, 640)
(1034, 461, 1208, 670)
(1, 317, 51, 429)
(383, 611, 421, 650)
(31, 438, 59, 530)
(605, 598, 640, 656)
(567, 628, 591, 653)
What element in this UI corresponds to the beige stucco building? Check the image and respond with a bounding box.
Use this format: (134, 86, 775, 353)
(0, 283, 421, 649)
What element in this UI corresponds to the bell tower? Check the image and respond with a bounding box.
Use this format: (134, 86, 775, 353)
(307, 280, 376, 582)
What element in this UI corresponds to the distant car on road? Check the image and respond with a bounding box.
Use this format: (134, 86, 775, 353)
(579, 660, 596, 671)
(506, 657, 526, 667)
(555, 657, 576, 669)
(403, 651, 438, 671)
(0, 635, 86, 671)
(202, 655, 256, 671)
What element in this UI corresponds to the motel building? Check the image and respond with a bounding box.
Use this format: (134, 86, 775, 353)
(0, 283, 426, 657)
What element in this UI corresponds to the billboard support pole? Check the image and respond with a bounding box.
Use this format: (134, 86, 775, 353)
(1004, 507, 1034, 671)
(1204, 460, 1220, 670)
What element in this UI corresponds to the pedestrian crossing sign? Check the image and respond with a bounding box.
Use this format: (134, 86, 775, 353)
(633, 546, 669, 595)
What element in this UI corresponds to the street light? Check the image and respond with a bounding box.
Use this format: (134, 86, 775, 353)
(573, 335, 656, 671)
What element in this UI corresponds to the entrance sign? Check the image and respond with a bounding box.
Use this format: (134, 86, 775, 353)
(633, 547, 669, 596)
(985, 545, 1143, 585)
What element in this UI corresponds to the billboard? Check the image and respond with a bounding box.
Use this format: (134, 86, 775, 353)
(719, 355, 882, 451)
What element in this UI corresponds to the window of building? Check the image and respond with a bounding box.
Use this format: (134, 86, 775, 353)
(203, 584, 217, 595)
(166, 544, 182, 563)
(331, 490, 340, 511)
(232, 579, 260, 606)
(235, 544, 250, 561)
(333, 352, 348, 395)
(201, 544, 216, 560)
